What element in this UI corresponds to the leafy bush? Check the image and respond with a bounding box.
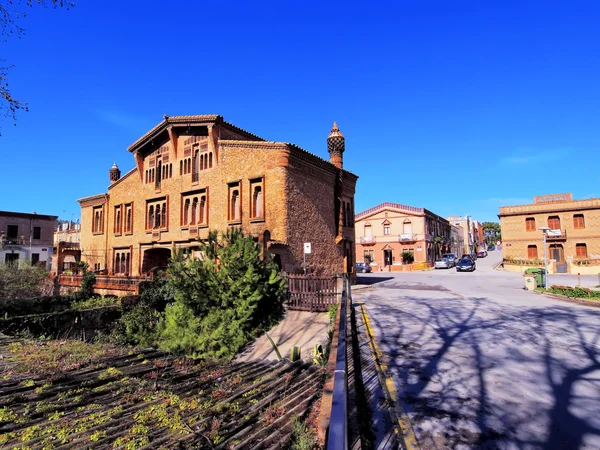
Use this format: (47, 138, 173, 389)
(110, 276, 172, 347)
(289, 416, 317, 450)
(401, 251, 415, 264)
(71, 296, 119, 310)
(547, 285, 600, 299)
(157, 229, 286, 359)
(0, 263, 50, 301)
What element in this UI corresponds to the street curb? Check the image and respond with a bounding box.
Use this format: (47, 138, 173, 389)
(357, 302, 420, 450)
(533, 290, 600, 308)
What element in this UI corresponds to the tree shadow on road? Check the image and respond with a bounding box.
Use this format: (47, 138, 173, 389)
(365, 295, 600, 449)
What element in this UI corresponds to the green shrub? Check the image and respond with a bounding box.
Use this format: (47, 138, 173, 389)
(547, 285, 600, 299)
(0, 263, 49, 301)
(71, 296, 119, 310)
(289, 416, 317, 450)
(157, 229, 286, 359)
(401, 251, 414, 264)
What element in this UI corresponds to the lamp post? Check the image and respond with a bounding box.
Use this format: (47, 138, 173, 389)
(539, 226, 550, 288)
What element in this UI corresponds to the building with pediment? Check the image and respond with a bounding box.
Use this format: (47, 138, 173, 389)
(355, 202, 451, 270)
(77, 115, 357, 283)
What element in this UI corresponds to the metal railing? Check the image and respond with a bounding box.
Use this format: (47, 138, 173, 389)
(327, 274, 348, 450)
(359, 236, 376, 245)
(398, 233, 417, 242)
(1, 237, 26, 245)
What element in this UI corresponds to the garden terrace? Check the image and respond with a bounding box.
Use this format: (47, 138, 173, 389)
(0, 336, 324, 449)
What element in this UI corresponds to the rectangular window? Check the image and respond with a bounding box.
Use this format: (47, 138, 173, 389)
(525, 217, 536, 232)
(31, 253, 40, 265)
(384, 226, 391, 235)
(576, 243, 587, 258)
(124, 203, 133, 233)
(228, 182, 241, 223)
(250, 178, 264, 220)
(548, 216, 561, 230)
(92, 206, 104, 233)
(113, 250, 131, 275)
(146, 197, 168, 230)
(527, 245, 538, 259)
(33, 227, 41, 240)
(573, 214, 585, 229)
(5, 253, 19, 264)
(114, 205, 122, 235)
(181, 189, 208, 227)
(7, 225, 18, 238)
(363, 250, 374, 262)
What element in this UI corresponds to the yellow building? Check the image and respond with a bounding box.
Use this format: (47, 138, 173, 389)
(77, 115, 357, 279)
(498, 193, 600, 274)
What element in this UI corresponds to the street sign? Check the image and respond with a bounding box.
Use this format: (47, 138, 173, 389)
(304, 243, 312, 254)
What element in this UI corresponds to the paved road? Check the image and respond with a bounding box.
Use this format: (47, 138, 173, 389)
(355, 252, 600, 450)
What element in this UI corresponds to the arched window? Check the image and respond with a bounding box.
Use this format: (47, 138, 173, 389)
(115, 209, 121, 234)
(125, 253, 130, 275)
(115, 253, 121, 274)
(253, 186, 263, 218)
(209, 153, 213, 168)
(120, 253, 126, 274)
(148, 206, 154, 230)
(180, 160, 183, 176)
(346, 203, 352, 226)
(154, 204, 161, 228)
(191, 197, 198, 224)
(126, 208, 132, 232)
(183, 199, 190, 225)
(199, 195, 206, 224)
(232, 190, 240, 221)
(161, 202, 166, 228)
(145, 170, 148, 183)
(169, 164, 172, 178)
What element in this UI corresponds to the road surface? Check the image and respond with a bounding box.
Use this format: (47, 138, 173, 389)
(355, 252, 600, 449)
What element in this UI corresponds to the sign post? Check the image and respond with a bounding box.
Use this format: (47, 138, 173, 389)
(303, 243, 312, 275)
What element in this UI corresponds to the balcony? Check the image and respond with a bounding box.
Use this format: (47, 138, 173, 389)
(359, 236, 376, 246)
(0, 236, 26, 246)
(398, 233, 418, 243)
(546, 229, 567, 241)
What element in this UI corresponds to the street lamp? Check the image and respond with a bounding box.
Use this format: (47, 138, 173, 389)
(539, 226, 550, 288)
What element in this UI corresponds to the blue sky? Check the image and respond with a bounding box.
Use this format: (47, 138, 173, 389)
(1, 0, 599, 223)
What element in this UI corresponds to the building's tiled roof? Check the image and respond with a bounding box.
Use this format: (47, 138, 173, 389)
(127, 115, 266, 153)
(355, 202, 425, 220)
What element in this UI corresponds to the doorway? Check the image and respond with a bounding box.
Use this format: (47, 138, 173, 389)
(549, 244, 564, 263)
(142, 248, 171, 274)
(383, 249, 393, 266)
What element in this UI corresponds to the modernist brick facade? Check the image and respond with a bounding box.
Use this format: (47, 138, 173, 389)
(0, 211, 57, 269)
(78, 115, 357, 277)
(355, 202, 451, 269)
(499, 193, 600, 274)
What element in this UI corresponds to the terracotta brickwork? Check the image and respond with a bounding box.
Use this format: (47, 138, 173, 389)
(78, 115, 357, 277)
(355, 202, 451, 270)
(499, 193, 600, 273)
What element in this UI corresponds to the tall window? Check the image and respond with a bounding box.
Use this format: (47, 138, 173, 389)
(228, 182, 241, 222)
(146, 198, 167, 230)
(114, 251, 131, 275)
(199, 195, 207, 224)
(183, 199, 191, 226)
(124, 203, 133, 233)
(33, 227, 41, 240)
(574, 214, 585, 229)
(525, 217, 536, 232)
(384, 226, 391, 235)
(92, 206, 104, 233)
(527, 245, 538, 259)
(181, 189, 208, 227)
(576, 243, 587, 258)
(250, 178, 264, 220)
(114, 206, 122, 234)
(364, 250, 374, 262)
(548, 216, 561, 230)
(346, 203, 352, 226)
(191, 198, 197, 224)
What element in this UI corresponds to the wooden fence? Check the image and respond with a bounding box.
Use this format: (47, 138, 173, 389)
(286, 274, 339, 312)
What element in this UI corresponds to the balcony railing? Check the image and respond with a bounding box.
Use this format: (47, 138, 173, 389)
(398, 233, 418, 243)
(546, 229, 567, 240)
(359, 236, 376, 245)
(1, 236, 26, 245)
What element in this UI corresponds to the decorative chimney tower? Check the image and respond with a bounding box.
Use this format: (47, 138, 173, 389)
(327, 122, 345, 169)
(109, 162, 121, 183)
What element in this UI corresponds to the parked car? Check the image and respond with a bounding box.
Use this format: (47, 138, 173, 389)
(462, 253, 476, 261)
(356, 262, 372, 273)
(477, 251, 486, 258)
(434, 257, 452, 269)
(442, 253, 457, 267)
(456, 258, 476, 272)
(487, 245, 495, 251)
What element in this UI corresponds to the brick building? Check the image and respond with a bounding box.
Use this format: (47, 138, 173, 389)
(499, 193, 600, 274)
(0, 210, 57, 269)
(355, 202, 451, 270)
(78, 115, 357, 278)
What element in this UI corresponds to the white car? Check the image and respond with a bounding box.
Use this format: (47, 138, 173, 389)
(434, 257, 452, 269)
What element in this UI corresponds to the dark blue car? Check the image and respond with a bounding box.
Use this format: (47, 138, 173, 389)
(456, 258, 476, 272)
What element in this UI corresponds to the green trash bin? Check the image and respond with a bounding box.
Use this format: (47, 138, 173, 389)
(525, 268, 545, 288)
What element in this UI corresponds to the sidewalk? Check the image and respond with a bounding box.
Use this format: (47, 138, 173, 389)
(236, 310, 330, 362)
